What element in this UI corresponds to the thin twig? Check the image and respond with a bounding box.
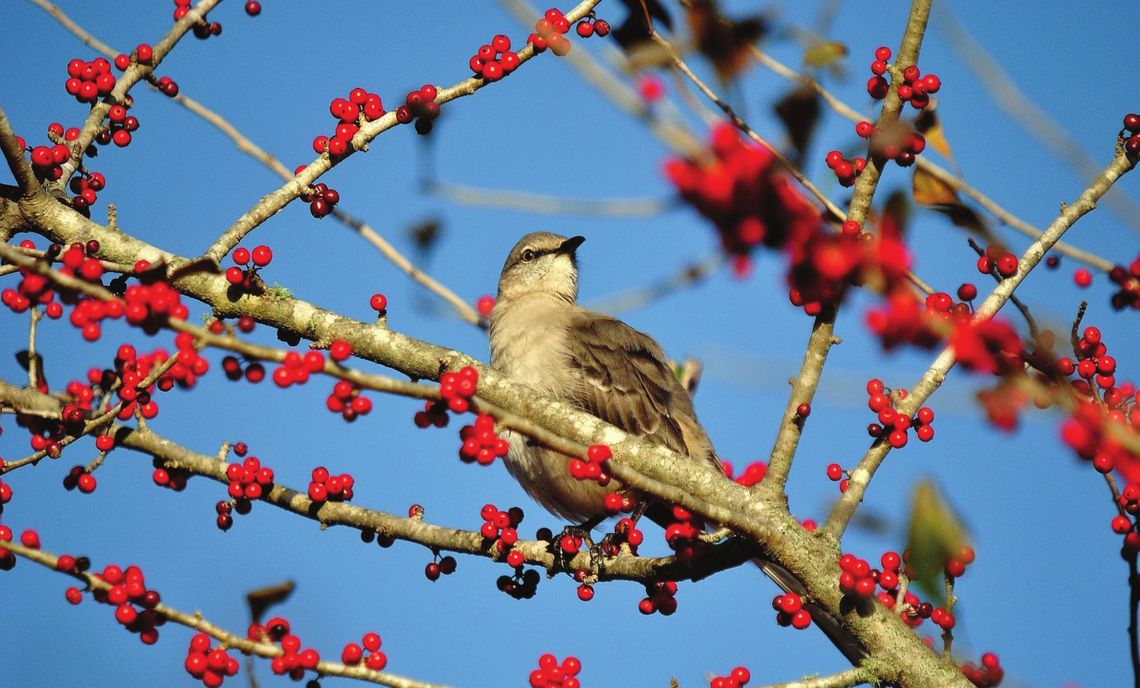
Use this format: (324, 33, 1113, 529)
(0, 540, 449, 688)
(426, 180, 674, 218)
(586, 253, 723, 313)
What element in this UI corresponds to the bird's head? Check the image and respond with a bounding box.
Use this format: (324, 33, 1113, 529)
(496, 232, 585, 303)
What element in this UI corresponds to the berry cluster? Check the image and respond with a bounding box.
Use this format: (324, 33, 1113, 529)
(529, 654, 582, 688)
(271, 350, 325, 388)
(602, 490, 635, 515)
(496, 561, 540, 599)
(154, 75, 180, 97)
(638, 579, 678, 615)
(721, 459, 767, 487)
(960, 652, 1004, 687)
(172, 0, 223, 39)
(28, 141, 72, 181)
(152, 457, 192, 491)
(529, 8, 573, 56)
(567, 443, 612, 484)
(224, 244, 273, 294)
(865, 378, 935, 448)
(709, 666, 752, 688)
(771, 590, 811, 629)
(607, 516, 645, 558)
(340, 631, 388, 671)
(439, 366, 478, 413)
(64, 56, 116, 104)
(975, 244, 1020, 279)
(824, 148, 868, 187)
(68, 170, 107, 212)
(63, 464, 98, 494)
(866, 46, 941, 109)
(225, 454, 274, 504)
(327, 379, 373, 422)
(855, 120, 927, 167)
(184, 634, 238, 687)
(1107, 256, 1140, 310)
(424, 552, 458, 581)
(395, 84, 441, 136)
(307, 466, 354, 503)
(573, 14, 611, 38)
(84, 563, 166, 645)
(95, 98, 142, 148)
(458, 413, 509, 465)
(317, 88, 385, 158)
(787, 219, 912, 316)
(825, 462, 847, 491)
(301, 180, 341, 218)
(1124, 112, 1140, 160)
(468, 34, 521, 83)
(665, 124, 821, 260)
(837, 552, 876, 599)
(663, 505, 703, 563)
(479, 503, 523, 557)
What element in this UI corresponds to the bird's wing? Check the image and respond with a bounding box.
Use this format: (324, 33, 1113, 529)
(564, 311, 699, 458)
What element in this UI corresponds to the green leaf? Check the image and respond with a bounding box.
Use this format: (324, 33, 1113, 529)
(904, 480, 969, 598)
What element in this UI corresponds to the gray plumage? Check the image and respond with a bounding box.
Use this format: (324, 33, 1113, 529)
(489, 232, 719, 522)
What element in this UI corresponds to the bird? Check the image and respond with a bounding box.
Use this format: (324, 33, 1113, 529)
(488, 232, 721, 525)
(488, 232, 869, 664)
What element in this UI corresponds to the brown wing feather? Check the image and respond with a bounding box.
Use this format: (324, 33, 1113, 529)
(565, 311, 708, 462)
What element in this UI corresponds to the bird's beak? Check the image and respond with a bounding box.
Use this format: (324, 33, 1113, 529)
(557, 235, 586, 254)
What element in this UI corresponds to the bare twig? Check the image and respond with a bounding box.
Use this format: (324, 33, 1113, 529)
(935, 3, 1140, 234)
(426, 180, 674, 218)
(586, 253, 723, 313)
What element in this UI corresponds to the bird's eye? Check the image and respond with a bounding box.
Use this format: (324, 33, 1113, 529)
(521, 248, 536, 262)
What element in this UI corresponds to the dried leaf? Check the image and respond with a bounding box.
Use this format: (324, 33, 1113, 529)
(905, 480, 969, 598)
(612, 0, 673, 51)
(246, 580, 295, 622)
(914, 108, 953, 159)
(773, 86, 821, 163)
(802, 40, 848, 69)
(686, 0, 768, 83)
(911, 166, 959, 206)
(409, 218, 441, 251)
(912, 169, 994, 239)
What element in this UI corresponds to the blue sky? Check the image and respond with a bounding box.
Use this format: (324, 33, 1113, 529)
(2, 1, 1138, 686)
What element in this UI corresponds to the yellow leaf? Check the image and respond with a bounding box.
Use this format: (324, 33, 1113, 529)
(912, 167, 959, 206)
(803, 40, 848, 69)
(915, 109, 953, 159)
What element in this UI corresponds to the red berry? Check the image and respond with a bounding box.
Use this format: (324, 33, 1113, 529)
(251, 245, 272, 267)
(370, 293, 388, 312)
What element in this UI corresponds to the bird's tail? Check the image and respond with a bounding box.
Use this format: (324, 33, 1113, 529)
(754, 557, 869, 666)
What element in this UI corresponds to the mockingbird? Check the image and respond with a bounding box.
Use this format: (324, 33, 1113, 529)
(488, 232, 867, 664)
(488, 232, 720, 524)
